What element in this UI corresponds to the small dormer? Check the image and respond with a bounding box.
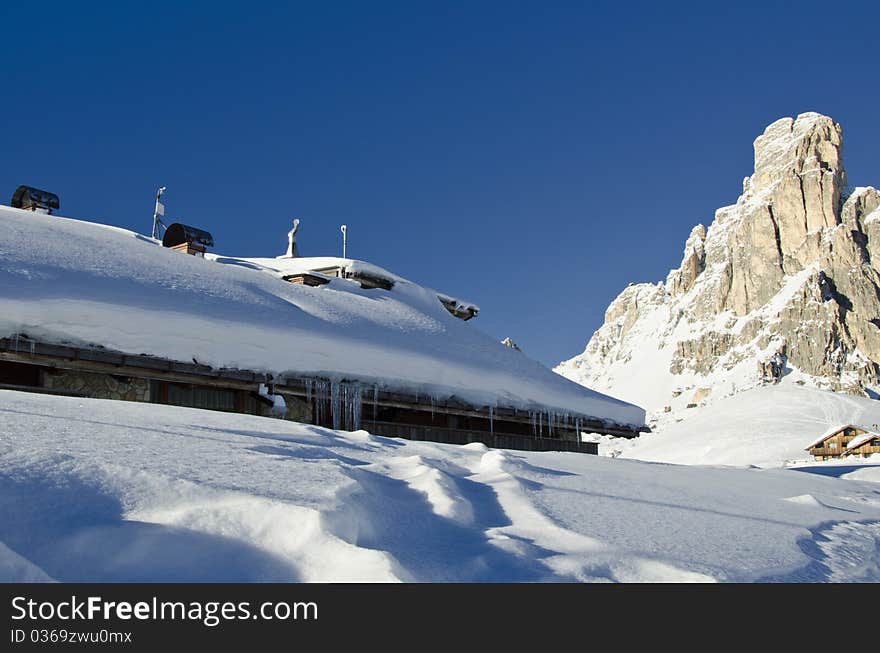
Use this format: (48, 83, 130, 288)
(305, 265, 395, 291)
(282, 272, 331, 287)
(11, 185, 60, 215)
(438, 294, 479, 321)
(162, 223, 214, 256)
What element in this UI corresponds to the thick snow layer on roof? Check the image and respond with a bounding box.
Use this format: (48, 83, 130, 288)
(224, 255, 482, 313)
(224, 255, 403, 283)
(805, 423, 864, 450)
(846, 431, 880, 450)
(0, 206, 643, 425)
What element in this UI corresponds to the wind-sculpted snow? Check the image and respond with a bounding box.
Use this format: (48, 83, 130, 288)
(0, 206, 643, 426)
(2, 391, 879, 582)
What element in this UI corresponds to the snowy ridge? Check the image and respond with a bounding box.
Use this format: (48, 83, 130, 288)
(0, 205, 643, 426)
(2, 390, 880, 582)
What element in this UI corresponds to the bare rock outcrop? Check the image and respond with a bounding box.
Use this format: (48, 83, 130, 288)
(556, 113, 880, 423)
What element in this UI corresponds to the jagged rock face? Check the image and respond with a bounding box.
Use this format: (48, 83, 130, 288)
(557, 113, 880, 423)
(666, 225, 706, 296)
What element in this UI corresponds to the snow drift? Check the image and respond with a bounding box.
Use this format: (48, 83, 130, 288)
(2, 390, 880, 582)
(617, 384, 880, 467)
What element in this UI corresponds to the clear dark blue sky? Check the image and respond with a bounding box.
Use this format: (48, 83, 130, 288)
(1, 1, 877, 366)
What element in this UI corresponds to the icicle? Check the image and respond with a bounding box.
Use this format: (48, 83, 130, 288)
(331, 382, 342, 430)
(319, 381, 365, 431)
(373, 385, 379, 421)
(310, 379, 330, 427)
(489, 405, 494, 437)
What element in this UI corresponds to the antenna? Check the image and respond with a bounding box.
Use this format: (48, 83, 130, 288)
(151, 186, 167, 239)
(340, 224, 348, 258)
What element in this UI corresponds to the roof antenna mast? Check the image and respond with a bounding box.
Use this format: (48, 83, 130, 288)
(151, 186, 167, 239)
(340, 224, 348, 259)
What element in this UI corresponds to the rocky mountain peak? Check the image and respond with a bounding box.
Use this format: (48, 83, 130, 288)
(557, 113, 880, 426)
(751, 112, 844, 197)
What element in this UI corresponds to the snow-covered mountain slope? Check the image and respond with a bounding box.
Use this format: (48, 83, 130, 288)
(611, 384, 880, 467)
(557, 113, 880, 428)
(2, 390, 880, 582)
(0, 205, 642, 426)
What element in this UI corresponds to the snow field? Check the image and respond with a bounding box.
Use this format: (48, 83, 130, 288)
(2, 390, 879, 583)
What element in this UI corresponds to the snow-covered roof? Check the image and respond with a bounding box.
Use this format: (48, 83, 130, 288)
(805, 424, 863, 450)
(846, 431, 880, 450)
(226, 255, 403, 284)
(216, 255, 482, 314)
(0, 206, 644, 426)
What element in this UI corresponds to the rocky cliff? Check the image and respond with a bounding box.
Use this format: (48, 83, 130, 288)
(556, 113, 880, 426)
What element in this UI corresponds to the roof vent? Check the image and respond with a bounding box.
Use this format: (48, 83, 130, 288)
(162, 222, 214, 256)
(11, 185, 60, 214)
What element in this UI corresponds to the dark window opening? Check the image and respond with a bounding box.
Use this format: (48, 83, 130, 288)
(0, 361, 42, 388)
(151, 381, 258, 414)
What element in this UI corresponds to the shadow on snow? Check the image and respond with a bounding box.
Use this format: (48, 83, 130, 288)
(0, 464, 301, 582)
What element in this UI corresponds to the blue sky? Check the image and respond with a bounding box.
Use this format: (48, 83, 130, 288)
(1, 1, 877, 366)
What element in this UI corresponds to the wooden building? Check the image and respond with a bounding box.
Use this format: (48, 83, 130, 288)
(0, 208, 647, 455)
(805, 424, 875, 460)
(0, 336, 647, 455)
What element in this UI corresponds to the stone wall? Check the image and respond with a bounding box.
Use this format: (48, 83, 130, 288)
(41, 369, 150, 402)
(263, 392, 313, 423)
(41, 368, 313, 424)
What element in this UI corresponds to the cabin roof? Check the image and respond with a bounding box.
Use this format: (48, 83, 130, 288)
(0, 206, 645, 427)
(224, 255, 481, 313)
(236, 255, 402, 281)
(805, 424, 864, 450)
(846, 431, 880, 450)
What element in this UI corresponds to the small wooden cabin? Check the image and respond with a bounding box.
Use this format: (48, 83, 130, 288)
(844, 431, 880, 458)
(806, 424, 869, 460)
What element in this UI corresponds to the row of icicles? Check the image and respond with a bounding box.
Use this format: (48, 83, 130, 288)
(303, 378, 588, 437)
